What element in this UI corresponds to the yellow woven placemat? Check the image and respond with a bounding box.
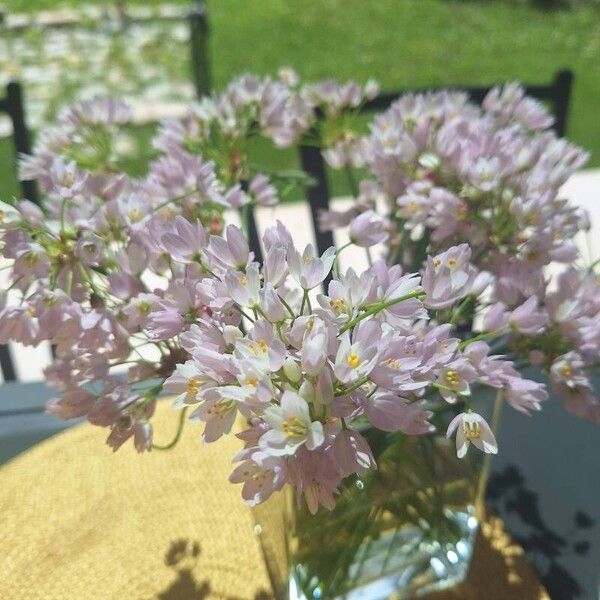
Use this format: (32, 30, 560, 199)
(0, 400, 548, 600)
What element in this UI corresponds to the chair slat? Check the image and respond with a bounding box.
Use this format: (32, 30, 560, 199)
(0, 345, 16, 382)
(5, 82, 38, 205)
(188, 2, 211, 98)
(299, 144, 336, 289)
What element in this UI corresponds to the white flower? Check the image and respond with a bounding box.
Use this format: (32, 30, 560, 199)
(446, 412, 498, 458)
(301, 317, 329, 376)
(259, 391, 324, 456)
(164, 361, 210, 408)
(334, 332, 380, 385)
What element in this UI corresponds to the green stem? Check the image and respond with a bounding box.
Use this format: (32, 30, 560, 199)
(339, 289, 425, 334)
(344, 164, 359, 197)
(333, 241, 352, 277)
(335, 375, 370, 397)
(475, 389, 503, 512)
(279, 295, 296, 319)
(152, 407, 188, 451)
(587, 256, 600, 274)
(458, 329, 504, 351)
(240, 203, 251, 240)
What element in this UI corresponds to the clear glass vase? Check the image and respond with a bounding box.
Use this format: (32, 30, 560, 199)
(254, 429, 487, 600)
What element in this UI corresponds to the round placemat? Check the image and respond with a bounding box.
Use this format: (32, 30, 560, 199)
(0, 400, 548, 599)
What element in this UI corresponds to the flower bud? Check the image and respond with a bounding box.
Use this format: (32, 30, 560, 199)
(283, 357, 302, 383)
(223, 325, 243, 347)
(299, 379, 315, 404)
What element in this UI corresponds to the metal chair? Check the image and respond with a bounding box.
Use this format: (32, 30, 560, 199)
(1, 84, 66, 464)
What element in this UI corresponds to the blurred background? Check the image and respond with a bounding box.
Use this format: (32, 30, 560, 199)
(2, 0, 600, 204)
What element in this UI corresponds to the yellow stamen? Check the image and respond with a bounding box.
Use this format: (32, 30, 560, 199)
(463, 421, 481, 441)
(282, 416, 307, 438)
(128, 209, 144, 223)
(330, 298, 350, 316)
(187, 378, 204, 396)
(62, 173, 75, 187)
(445, 370, 460, 386)
(24, 253, 39, 266)
(433, 258, 442, 267)
(560, 364, 573, 378)
(347, 352, 361, 369)
(206, 398, 234, 419)
(137, 300, 152, 315)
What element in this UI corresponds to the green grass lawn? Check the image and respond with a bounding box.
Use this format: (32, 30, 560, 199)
(2, 0, 599, 202)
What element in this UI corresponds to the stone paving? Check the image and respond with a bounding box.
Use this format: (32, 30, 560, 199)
(0, 4, 194, 136)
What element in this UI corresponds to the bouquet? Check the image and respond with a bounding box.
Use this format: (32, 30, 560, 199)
(1, 70, 598, 596)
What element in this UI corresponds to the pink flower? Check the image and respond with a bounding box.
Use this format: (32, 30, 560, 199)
(484, 297, 547, 335)
(288, 447, 340, 514)
(422, 244, 477, 309)
(435, 357, 478, 403)
(288, 243, 336, 291)
(49, 158, 88, 198)
(46, 389, 95, 420)
(364, 391, 433, 434)
(334, 322, 383, 385)
(207, 224, 249, 271)
(258, 283, 287, 322)
(160, 215, 207, 263)
(349, 210, 388, 247)
(504, 376, 547, 415)
(249, 173, 278, 207)
(332, 429, 376, 477)
(301, 317, 330, 376)
(229, 455, 287, 506)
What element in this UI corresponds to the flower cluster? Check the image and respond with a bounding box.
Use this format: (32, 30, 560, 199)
(0, 72, 598, 513)
(160, 220, 551, 512)
(319, 82, 600, 424)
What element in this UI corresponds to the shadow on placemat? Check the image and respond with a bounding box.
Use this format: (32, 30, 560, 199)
(158, 539, 271, 600)
(155, 517, 548, 600)
(0, 403, 550, 600)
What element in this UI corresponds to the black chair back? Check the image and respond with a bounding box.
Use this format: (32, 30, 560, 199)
(0, 81, 38, 206)
(0, 82, 39, 381)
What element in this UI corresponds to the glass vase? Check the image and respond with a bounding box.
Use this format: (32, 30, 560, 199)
(254, 428, 488, 600)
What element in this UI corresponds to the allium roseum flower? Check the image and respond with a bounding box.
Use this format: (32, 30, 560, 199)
(259, 391, 325, 456)
(422, 244, 477, 309)
(446, 412, 498, 458)
(349, 210, 388, 247)
(1, 73, 598, 514)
